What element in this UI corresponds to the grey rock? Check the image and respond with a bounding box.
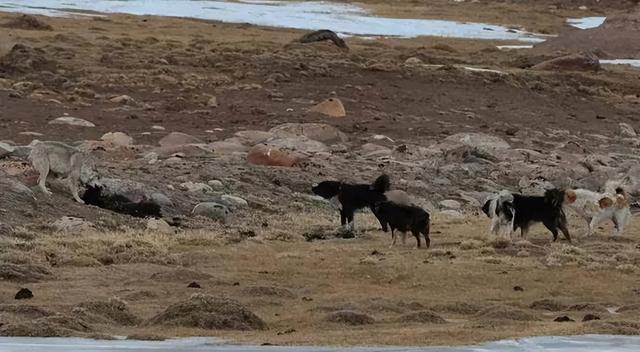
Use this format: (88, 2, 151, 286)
(192, 202, 230, 222)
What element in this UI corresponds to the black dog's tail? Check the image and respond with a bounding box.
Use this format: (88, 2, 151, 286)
(371, 174, 391, 193)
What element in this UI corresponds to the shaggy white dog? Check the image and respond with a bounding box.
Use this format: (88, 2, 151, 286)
(566, 187, 631, 236)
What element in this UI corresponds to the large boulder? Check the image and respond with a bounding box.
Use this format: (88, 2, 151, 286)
(269, 123, 347, 144)
(532, 53, 600, 72)
(192, 202, 230, 223)
(158, 132, 203, 147)
(309, 97, 346, 118)
(265, 136, 328, 154)
(0, 142, 16, 158)
(48, 117, 95, 127)
(101, 132, 134, 147)
(435, 132, 513, 162)
(233, 130, 274, 145)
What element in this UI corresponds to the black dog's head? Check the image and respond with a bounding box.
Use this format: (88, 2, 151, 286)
(544, 188, 567, 208)
(311, 181, 342, 199)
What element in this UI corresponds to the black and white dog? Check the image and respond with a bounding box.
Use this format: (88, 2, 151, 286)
(311, 174, 390, 230)
(511, 189, 572, 242)
(374, 201, 431, 248)
(482, 190, 516, 237)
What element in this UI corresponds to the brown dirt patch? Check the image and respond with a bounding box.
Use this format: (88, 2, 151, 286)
(324, 310, 376, 325)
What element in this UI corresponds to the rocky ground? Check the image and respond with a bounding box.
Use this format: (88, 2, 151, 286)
(1, 4, 640, 346)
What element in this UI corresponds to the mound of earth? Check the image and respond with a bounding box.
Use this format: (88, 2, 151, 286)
(0, 314, 92, 337)
(324, 310, 376, 325)
(398, 310, 447, 324)
(586, 320, 640, 335)
(430, 302, 483, 315)
(145, 294, 266, 330)
(0, 263, 51, 282)
(475, 305, 540, 321)
(534, 11, 640, 59)
(0, 304, 52, 319)
(2, 14, 52, 31)
(242, 286, 297, 299)
(0, 44, 57, 75)
(73, 298, 141, 326)
(529, 299, 569, 311)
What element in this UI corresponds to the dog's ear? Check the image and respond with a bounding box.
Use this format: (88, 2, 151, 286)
(599, 197, 614, 209)
(564, 190, 577, 204)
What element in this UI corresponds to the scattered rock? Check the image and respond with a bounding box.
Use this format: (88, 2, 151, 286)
(0, 142, 15, 158)
(187, 282, 202, 289)
(14, 288, 33, 300)
(438, 210, 464, 218)
(146, 218, 174, 234)
(109, 95, 136, 105)
(233, 130, 274, 145)
(309, 97, 346, 117)
(398, 310, 447, 324)
(101, 132, 134, 147)
(269, 123, 348, 144)
(207, 180, 224, 190)
(266, 136, 328, 154)
(48, 117, 95, 127)
(513, 286, 524, 292)
(145, 293, 266, 330)
(583, 314, 601, 322)
(209, 141, 249, 154)
(554, 315, 575, 322)
(51, 217, 95, 234)
(619, 123, 637, 138)
(439, 199, 461, 210)
(179, 182, 213, 194)
(324, 310, 375, 325)
(532, 53, 600, 72)
(207, 96, 218, 107)
(404, 57, 424, 66)
(246, 144, 304, 167)
(220, 194, 248, 208)
(158, 132, 203, 147)
(192, 202, 230, 223)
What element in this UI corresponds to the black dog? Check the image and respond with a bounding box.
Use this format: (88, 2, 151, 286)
(82, 185, 162, 219)
(311, 174, 390, 230)
(374, 201, 431, 248)
(512, 188, 571, 242)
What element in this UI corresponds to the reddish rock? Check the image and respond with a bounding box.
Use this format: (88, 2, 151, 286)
(246, 144, 304, 167)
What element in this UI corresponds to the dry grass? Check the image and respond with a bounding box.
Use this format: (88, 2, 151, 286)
(2, 211, 640, 345)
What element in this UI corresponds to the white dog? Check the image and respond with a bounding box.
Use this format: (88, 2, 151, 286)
(481, 190, 515, 237)
(565, 187, 631, 236)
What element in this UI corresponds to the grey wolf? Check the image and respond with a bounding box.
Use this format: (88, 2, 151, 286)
(28, 141, 92, 203)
